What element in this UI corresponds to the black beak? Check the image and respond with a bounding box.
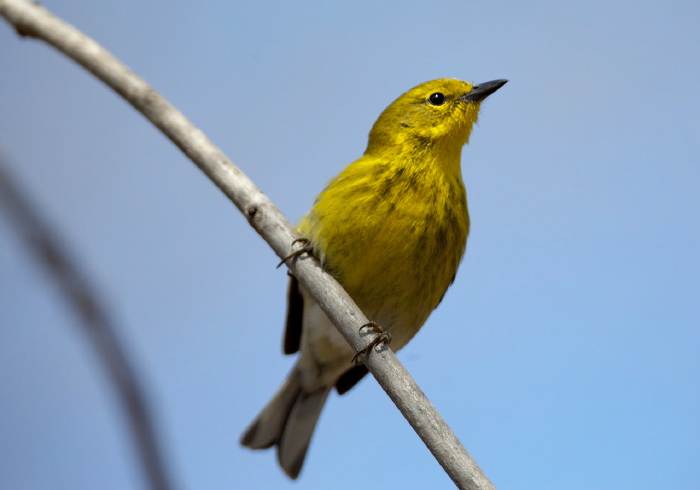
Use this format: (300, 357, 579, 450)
(460, 79, 508, 103)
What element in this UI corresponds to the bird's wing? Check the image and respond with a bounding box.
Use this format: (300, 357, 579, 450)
(283, 275, 304, 354)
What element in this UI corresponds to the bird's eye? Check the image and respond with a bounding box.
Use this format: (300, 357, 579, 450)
(428, 92, 446, 106)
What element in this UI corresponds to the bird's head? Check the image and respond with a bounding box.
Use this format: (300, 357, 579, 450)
(366, 78, 507, 156)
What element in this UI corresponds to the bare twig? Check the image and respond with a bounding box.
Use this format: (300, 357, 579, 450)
(0, 1, 496, 488)
(0, 158, 175, 490)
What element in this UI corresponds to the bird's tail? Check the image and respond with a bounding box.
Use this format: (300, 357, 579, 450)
(240, 364, 331, 479)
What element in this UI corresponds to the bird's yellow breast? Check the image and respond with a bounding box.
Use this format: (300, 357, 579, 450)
(298, 150, 469, 348)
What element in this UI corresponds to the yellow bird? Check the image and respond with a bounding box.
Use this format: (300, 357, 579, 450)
(241, 78, 507, 479)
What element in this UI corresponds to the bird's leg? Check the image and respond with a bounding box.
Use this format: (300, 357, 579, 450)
(352, 321, 392, 363)
(277, 238, 313, 268)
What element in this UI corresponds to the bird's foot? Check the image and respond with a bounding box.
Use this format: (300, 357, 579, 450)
(352, 321, 392, 363)
(277, 238, 313, 268)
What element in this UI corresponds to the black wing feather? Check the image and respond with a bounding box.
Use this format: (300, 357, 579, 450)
(335, 365, 369, 394)
(283, 275, 303, 354)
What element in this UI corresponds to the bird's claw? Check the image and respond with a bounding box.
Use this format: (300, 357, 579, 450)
(352, 321, 392, 364)
(277, 238, 313, 268)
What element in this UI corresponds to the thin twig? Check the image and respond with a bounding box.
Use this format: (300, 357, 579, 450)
(0, 1, 496, 488)
(0, 158, 175, 490)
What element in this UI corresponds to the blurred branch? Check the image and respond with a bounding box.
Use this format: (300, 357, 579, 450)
(0, 1, 495, 488)
(0, 158, 175, 490)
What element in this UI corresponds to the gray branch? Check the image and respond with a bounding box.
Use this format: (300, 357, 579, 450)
(0, 158, 175, 490)
(0, 1, 496, 488)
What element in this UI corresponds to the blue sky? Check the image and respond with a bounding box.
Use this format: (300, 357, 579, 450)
(1, 0, 699, 489)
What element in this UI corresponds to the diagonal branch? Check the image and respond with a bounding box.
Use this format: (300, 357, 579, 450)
(0, 157, 175, 490)
(0, 1, 496, 488)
